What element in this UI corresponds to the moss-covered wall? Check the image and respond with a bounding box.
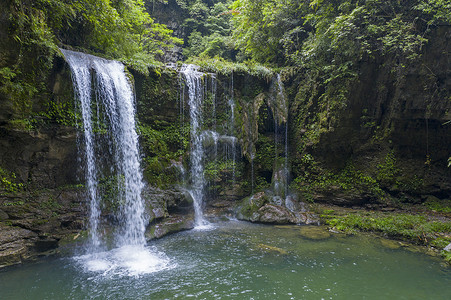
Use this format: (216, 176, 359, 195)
(132, 67, 280, 199)
(288, 26, 451, 206)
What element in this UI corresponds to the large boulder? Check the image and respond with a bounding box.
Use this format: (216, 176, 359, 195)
(255, 203, 297, 224)
(236, 191, 318, 224)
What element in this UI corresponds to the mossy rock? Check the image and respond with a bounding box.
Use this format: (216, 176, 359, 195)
(237, 192, 269, 219)
(256, 204, 297, 224)
(146, 214, 194, 240)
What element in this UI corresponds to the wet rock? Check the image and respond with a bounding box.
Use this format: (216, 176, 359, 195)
(205, 200, 236, 218)
(152, 207, 167, 219)
(300, 212, 320, 225)
(236, 192, 269, 220)
(59, 213, 84, 230)
(444, 243, 451, 252)
(0, 186, 87, 267)
(256, 204, 297, 224)
(0, 224, 38, 267)
(143, 186, 192, 222)
(299, 226, 331, 240)
(0, 126, 78, 190)
(146, 214, 194, 240)
(0, 241, 28, 267)
(0, 224, 37, 245)
(237, 192, 319, 224)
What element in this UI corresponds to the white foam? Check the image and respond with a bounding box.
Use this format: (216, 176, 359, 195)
(74, 245, 175, 277)
(193, 222, 215, 231)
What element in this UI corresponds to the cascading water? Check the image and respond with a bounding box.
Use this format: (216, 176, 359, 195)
(180, 64, 209, 228)
(62, 49, 171, 275)
(180, 65, 238, 228)
(278, 73, 289, 199)
(271, 74, 289, 203)
(228, 72, 236, 185)
(63, 50, 101, 250)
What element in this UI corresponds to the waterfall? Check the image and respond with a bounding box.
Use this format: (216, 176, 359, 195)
(180, 64, 209, 228)
(62, 49, 146, 249)
(62, 49, 172, 276)
(63, 50, 101, 250)
(228, 72, 236, 185)
(271, 74, 289, 202)
(277, 74, 289, 199)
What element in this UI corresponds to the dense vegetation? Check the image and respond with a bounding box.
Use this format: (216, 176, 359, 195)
(0, 0, 449, 263)
(0, 0, 181, 128)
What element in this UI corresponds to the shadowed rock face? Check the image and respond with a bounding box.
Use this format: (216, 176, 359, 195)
(0, 127, 78, 189)
(0, 57, 86, 266)
(289, 26, 451, 206)
(0, 187, 86, 267)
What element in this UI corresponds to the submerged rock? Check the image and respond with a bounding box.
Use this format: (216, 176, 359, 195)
(257, 244, 288, 255)
(299, 226, 331, 240)
(380, 238, 401, 250)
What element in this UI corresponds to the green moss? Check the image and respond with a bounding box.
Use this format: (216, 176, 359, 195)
(142, 157, 179, 188)
(98, 175, 124, 213)
(204, 159, 238, 183)
(431, 237, 451, 249)
(292, 156, 386, 201)
(442, 251, 451, 264)
(423, 198, 451, 214)
(39, 100, 78, 127)
(0, 167, 24, 195)
(1, 200, 25, 207)
(6, 119, 35, 131)
(376, 150, 398, 183)
(40, 197, 62, 211)
(32, 219, 50, 226)
(239, 193, 269, 219)
(319, 208, 451, 248)
(254, 135, 275, 174)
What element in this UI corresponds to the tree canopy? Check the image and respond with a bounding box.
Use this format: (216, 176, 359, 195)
(230, 0, 451, 67)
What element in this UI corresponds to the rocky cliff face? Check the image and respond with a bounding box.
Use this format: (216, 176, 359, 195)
(0, 57, 86, 267)
(0, 26, 449, 266)
(289, 26, 451, 206)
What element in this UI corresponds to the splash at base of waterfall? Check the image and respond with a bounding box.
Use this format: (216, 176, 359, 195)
(74, 245, 175, 278)
(193, 222, 215, 231)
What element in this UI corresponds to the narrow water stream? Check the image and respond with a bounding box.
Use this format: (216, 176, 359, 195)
(1, 221, 450, 299)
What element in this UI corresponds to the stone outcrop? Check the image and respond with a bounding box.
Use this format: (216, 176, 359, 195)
(0, 187, 86, 267)
(236, 191, 318, 225)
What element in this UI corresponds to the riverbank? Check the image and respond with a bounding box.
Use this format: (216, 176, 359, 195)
(312, 202, 451, 265)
